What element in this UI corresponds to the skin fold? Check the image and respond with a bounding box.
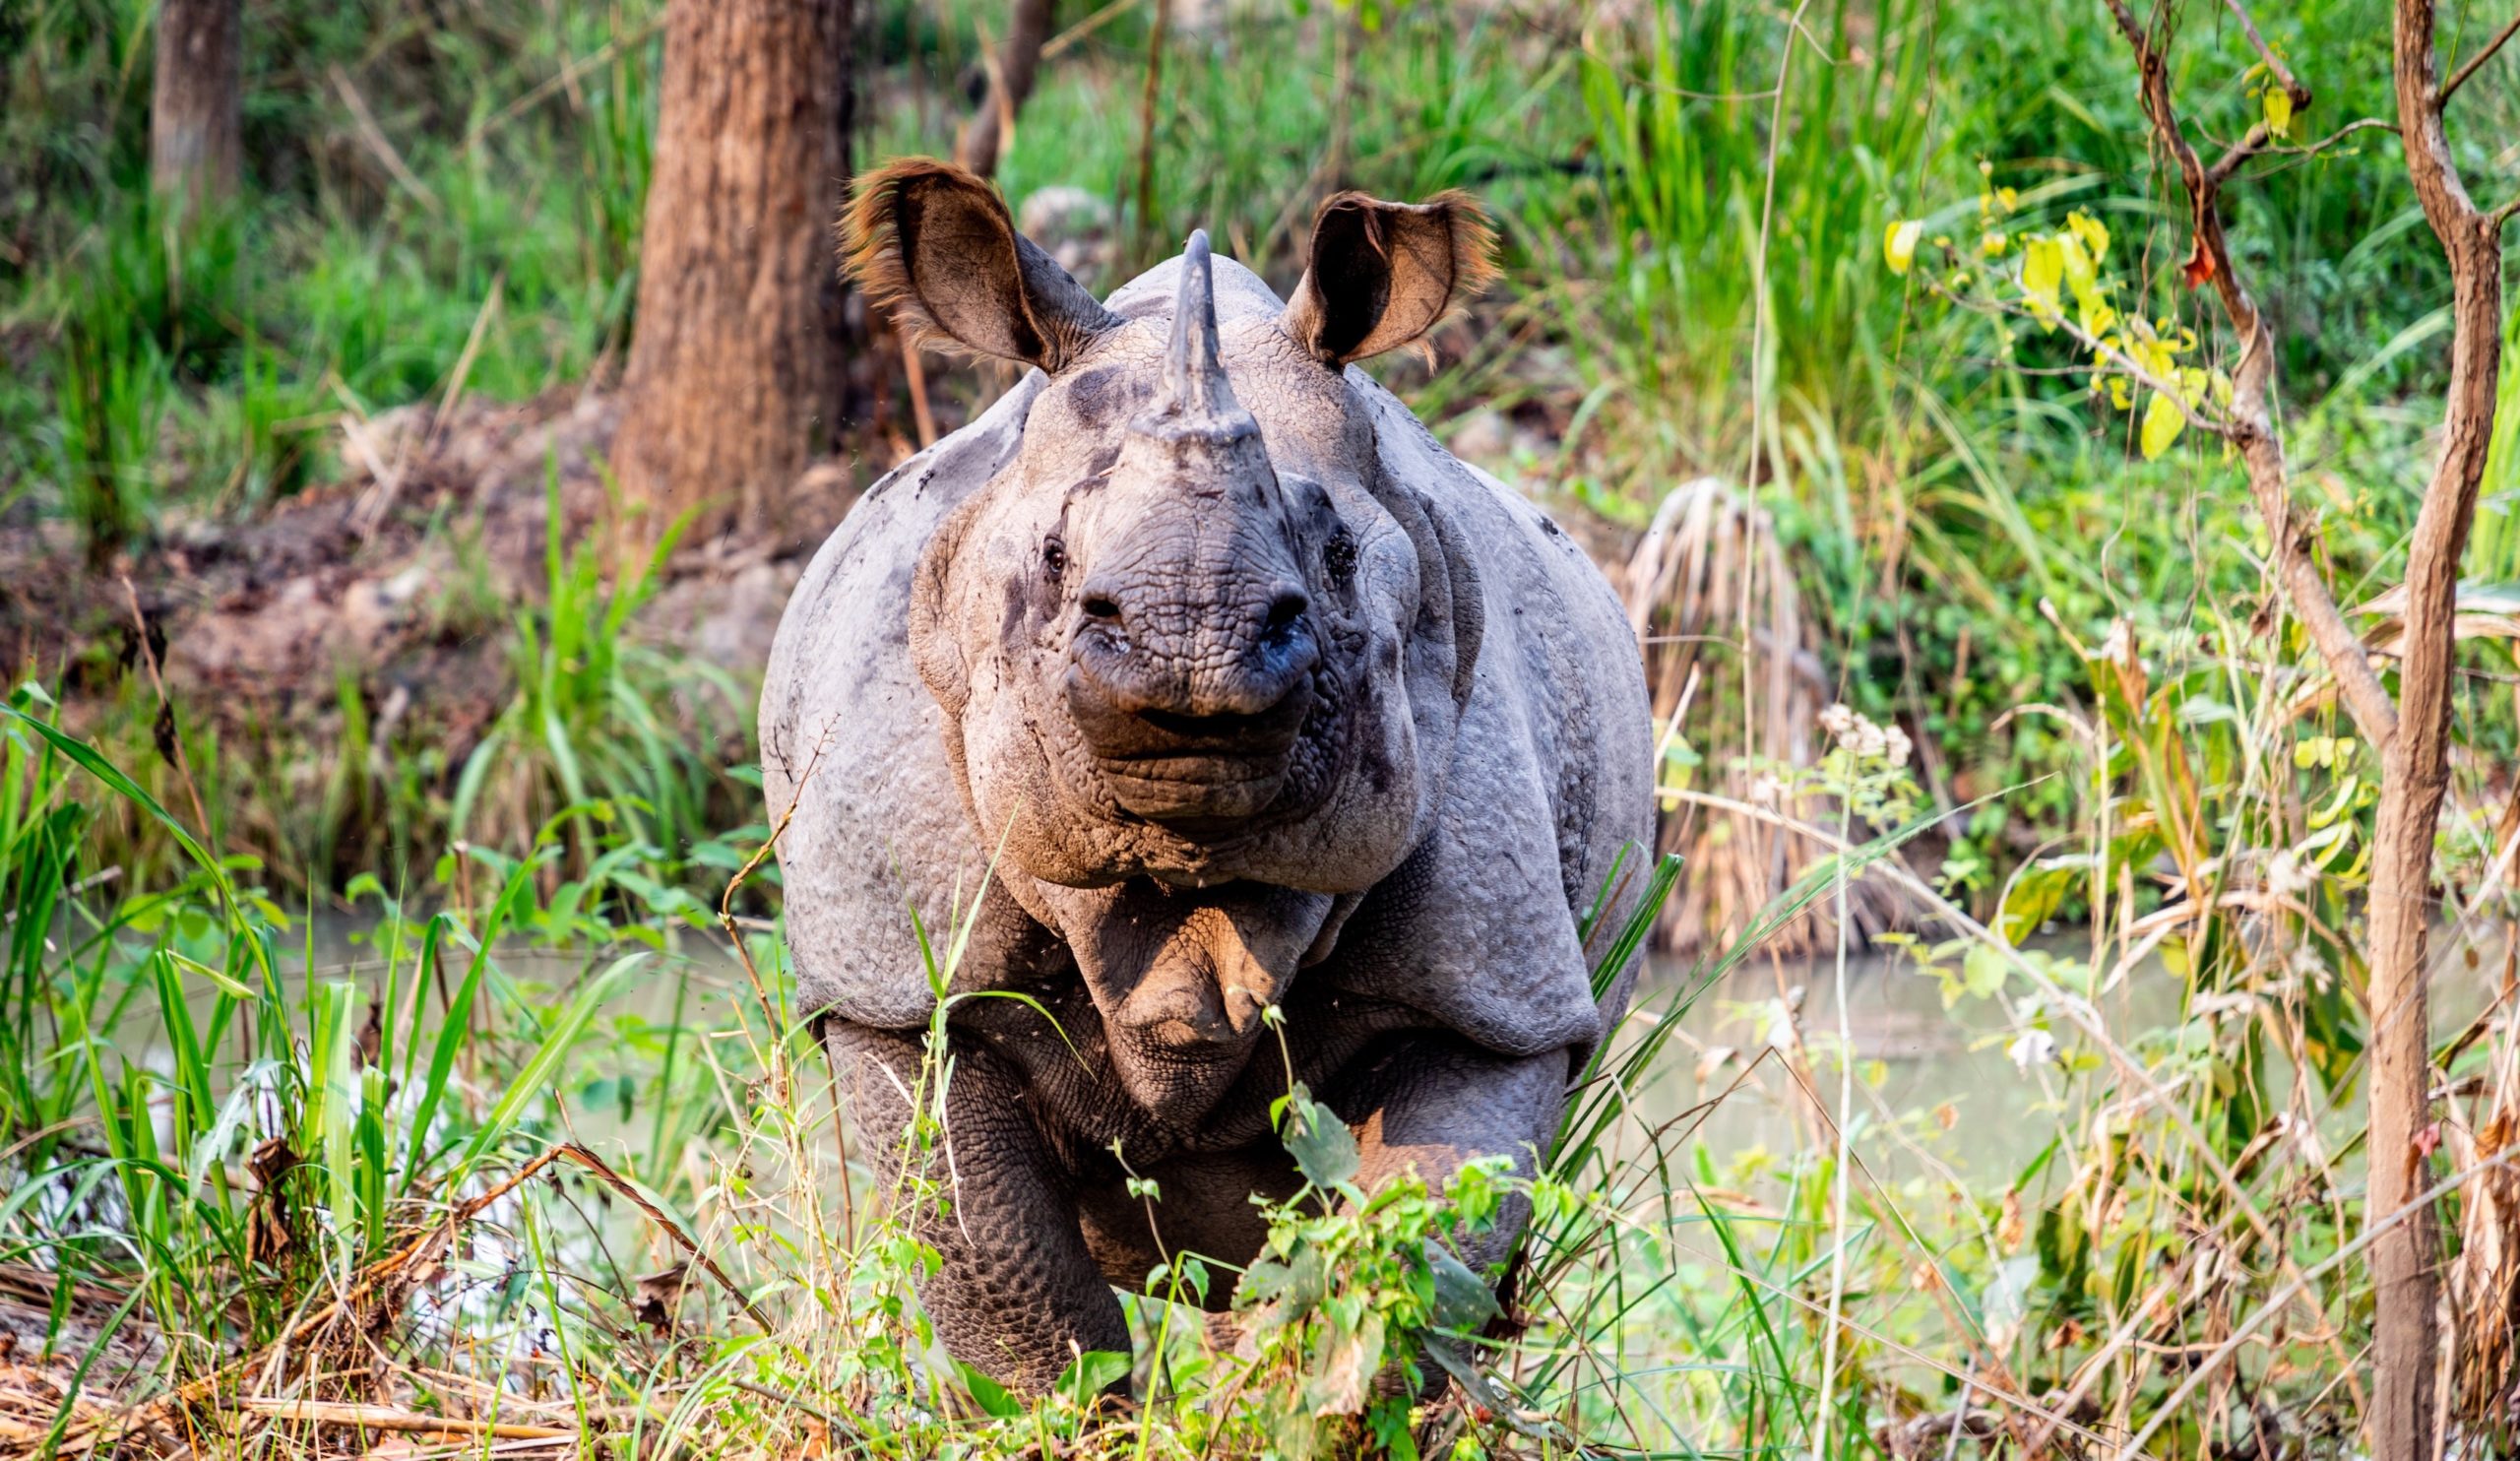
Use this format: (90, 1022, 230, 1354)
(760, 159, 1655, 1395)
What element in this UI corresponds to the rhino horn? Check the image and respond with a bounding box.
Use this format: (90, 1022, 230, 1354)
(1128, 229, 1266, 467)
(1161, 229, 1236, 419)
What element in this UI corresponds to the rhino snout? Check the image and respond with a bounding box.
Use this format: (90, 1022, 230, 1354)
(1117, 971, 1235, 1049)
(1060, 582, 1321, 823)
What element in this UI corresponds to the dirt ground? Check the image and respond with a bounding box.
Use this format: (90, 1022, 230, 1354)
(0, 385, 877, 764)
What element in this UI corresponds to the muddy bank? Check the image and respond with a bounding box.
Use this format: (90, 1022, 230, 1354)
(1, 387, 876, 757)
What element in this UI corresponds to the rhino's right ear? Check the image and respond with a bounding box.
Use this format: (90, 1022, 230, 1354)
(847, 158, 1120, 373)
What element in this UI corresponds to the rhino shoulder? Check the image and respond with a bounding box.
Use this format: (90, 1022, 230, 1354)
(761, 375, 1048, 1030)
(1331, 376, 1659, 1055)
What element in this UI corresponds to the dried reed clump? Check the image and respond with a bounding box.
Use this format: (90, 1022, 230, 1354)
(1621, 476, 1904, 955)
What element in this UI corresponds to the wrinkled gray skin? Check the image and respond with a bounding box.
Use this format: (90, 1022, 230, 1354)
(762, 162, 1653, 1395)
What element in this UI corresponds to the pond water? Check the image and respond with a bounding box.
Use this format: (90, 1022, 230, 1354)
(108, 913, 2511, 1200)
(1620, 927, 2508, 1192)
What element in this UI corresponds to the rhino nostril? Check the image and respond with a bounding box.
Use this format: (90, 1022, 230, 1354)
(1082, 594, 1122, 622)
(1261, 591, 1308, 639)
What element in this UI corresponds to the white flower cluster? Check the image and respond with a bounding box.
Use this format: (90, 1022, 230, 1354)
(2262, 848, 2314, 899)
(1818, 703, 1913, 767)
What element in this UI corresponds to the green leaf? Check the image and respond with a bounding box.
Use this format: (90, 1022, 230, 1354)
(1281, 1085, 1359, 1190)
(1428, 1248, 1501, 1332)
(1962, 943, 2009, 1001)
(952, 1360, 1023, 1419)
(1882, 219, 1922, 276)
(1056, 1350, 1132, 1404)
(2140, 390, 2185, 460)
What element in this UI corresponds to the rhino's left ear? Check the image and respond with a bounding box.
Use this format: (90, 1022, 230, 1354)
(847, 158, 1121, 372)
(1281, 191, 1497, 367)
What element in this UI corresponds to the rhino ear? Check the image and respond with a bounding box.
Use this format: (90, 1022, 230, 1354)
(846, 158, 1120, 372)
(1282, 191, 1497, 367)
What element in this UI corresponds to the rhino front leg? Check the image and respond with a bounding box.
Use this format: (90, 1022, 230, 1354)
(1327, 1033, 1572, 1276)
(826, 1021, 1130, 1395)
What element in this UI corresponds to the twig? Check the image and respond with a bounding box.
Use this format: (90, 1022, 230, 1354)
(2098, 0, 2400, 750)
(901, 328, 937, 449)
(236, 1399, 573, 1440)
(428, 271, 505, 454)
(723, 1377, 860, 1439)
(1041, 0, 1137, 60)
(2442, 10, 2520, 101)
(329, 65, 441, 215)
(543, 1142, 775, 1334)
(2220, 0, 2310, 108)
(456, 14, 669, 157)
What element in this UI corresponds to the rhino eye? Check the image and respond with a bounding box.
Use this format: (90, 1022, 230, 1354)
(1324, 531, 1357, 585)
(1042, 538, 1067, 581)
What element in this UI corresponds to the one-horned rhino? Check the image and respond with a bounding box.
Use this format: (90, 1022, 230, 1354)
(760, 159, 1654, 1394)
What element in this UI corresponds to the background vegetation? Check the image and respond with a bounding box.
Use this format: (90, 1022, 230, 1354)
(2, 0, 2517, 1456)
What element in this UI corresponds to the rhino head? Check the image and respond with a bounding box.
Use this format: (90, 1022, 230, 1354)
(850, 160, 1495, 913)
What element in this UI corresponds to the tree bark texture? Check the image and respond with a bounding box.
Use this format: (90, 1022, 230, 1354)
(954, 0, 1054, 179)
(151, 0, 243, 209)
(613, 0, 852, 544)
(2366, 5, 2507, 1457)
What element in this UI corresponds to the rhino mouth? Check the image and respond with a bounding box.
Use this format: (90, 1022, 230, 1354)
(1060, 622, 1332, 829)
(1086, 686, 1319, 827)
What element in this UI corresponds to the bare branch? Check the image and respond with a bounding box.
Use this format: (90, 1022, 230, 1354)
(954, 0, 1055, 180)
(2442, 10, 2520, 102)
(2205, 121, 2277, 187)
(2221, 0, 2313, 109)
(2098, 0, 2401, 748)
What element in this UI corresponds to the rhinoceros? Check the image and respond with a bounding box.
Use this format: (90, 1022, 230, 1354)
(760, 158, 1653, 1394)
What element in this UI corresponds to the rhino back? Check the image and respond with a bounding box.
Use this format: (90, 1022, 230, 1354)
(761, 377, 1048, 1030)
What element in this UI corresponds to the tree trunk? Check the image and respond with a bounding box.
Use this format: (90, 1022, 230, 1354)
(2367, 5, 2508, 1456)
(151, 0, 243, 209)
(954, 0, 1054, 179)
(612, 0, 852, 545)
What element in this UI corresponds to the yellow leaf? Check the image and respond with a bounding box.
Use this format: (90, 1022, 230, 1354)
(2066, 210, 2110, 265)
(2058, 234, 2097, 296)
(2140, 391, 2185, 460)
(2263, 87, 2294, 139)
(1884, 219, 1923, 276)
(2021, 236, 2064, 330)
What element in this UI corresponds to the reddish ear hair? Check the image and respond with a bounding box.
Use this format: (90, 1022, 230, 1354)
(1281, 191, 1498, 367)
(845, 157, 1119, 371)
